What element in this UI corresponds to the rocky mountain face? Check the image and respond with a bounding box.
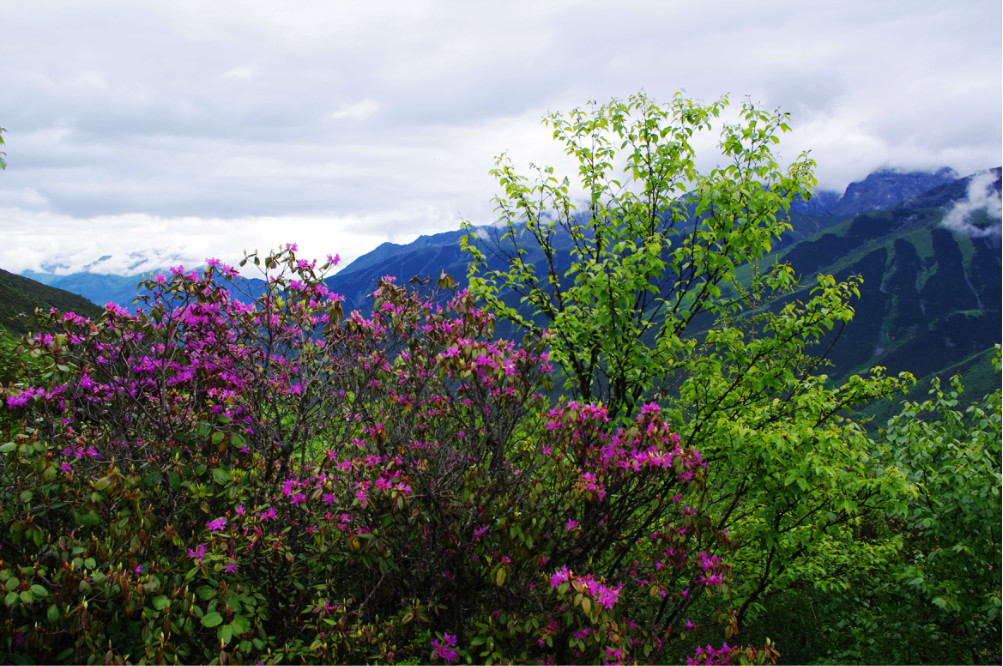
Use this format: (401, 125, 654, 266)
(793, 167, 961, 217)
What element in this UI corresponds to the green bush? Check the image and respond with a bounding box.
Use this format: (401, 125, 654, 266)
(1, 247, 774, 664)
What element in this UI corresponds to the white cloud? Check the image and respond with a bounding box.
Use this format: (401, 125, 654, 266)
(329, 99, 380, 121)
(0, 207, 396, 275)
(222, 66, 256, 79)
(940, 170, 1002, 238)
(0, 0, 999, 274)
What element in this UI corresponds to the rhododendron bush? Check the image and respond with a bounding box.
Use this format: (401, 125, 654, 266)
(0, 247, 775, 664)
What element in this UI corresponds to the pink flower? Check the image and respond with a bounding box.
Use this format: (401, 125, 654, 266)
(431, 633, 458, 663)
(5, 392, 30, 408)
(188, 543, 206, 564)
(550, 565, 572, 588)
(595, 582, 622, 609)
(639, 402, 661, 416)
(355, 482, 370, 508)
(206, 517, 227, 532)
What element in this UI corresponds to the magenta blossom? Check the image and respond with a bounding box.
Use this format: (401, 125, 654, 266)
(431, 633, 458, 663)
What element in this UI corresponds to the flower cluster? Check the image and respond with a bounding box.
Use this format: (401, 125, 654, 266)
(687, 641, 776, 665)
(431, 633, 459, 663)
(550, 566, 623, 610)
(0, 246, 755, 665)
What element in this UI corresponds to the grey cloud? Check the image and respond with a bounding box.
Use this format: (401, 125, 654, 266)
(0, 0, 1000, 273)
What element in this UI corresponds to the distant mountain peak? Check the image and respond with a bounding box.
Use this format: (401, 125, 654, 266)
(830, 167, 959, 216)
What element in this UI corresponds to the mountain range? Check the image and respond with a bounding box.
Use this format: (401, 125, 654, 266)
(4, 166, 1000, 405)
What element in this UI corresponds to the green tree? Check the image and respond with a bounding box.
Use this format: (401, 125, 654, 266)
(753, 355, 1003, 664)
(464, 92, 818, 422)
(1, 126, 7, 170)
(462, 92, 914, 633)
(826, 355, 1001, 663)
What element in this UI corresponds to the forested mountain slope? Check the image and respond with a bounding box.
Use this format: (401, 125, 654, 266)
(0, 268, 102, 384)
(0, 268, 101, 336)
(321, 167, 1002, 391)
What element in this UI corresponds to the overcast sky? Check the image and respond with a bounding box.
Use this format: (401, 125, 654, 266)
(1, 0, 1000, 275)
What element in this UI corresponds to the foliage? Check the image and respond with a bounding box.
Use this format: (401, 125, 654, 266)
(0, 331, 24, 387)
(462, 92, 916, 634)
(0, 266, 102, 432)
(662, 269, 915, 628)
(0, 247, 777, 664)
(814, 353, 1002, 663)
(464, 91, 817, 422)
(1, 125, 6, 170)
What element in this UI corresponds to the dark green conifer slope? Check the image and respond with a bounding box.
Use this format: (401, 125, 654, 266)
(0, 268, 102, 336)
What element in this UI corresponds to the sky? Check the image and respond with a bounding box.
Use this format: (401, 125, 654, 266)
(0, 0, 1000, 276)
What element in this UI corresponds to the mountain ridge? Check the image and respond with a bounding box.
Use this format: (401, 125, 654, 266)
(4, 166, 1000, 395)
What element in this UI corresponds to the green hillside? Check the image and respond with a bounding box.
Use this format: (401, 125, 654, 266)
(0, 268, 103, 336)
(0, 268, 102, 385)
(774, 207, 1000, 398)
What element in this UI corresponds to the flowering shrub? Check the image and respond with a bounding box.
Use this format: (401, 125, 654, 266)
(1, 247, 776, 664)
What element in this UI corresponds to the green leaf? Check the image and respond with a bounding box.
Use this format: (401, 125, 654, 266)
(219, 622, 234, 646)
(152, 595, 169, 611)
(80, 511, 101, 528)
(201, 611, 223, 628)
(230, 614, 250, 636)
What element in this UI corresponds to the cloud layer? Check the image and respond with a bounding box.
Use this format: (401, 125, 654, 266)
(0, 0, 1000, 273)
(940, 170, 1003, 238)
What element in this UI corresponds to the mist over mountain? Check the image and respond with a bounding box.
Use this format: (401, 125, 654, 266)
(4, 166, 1000, 398)
(21, 271, 150, 310)
(319, 165, 1002, 392)
(789, 167, 961, 217)
(780, 182, 1000, 379)
(830, 167, 960, 215)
